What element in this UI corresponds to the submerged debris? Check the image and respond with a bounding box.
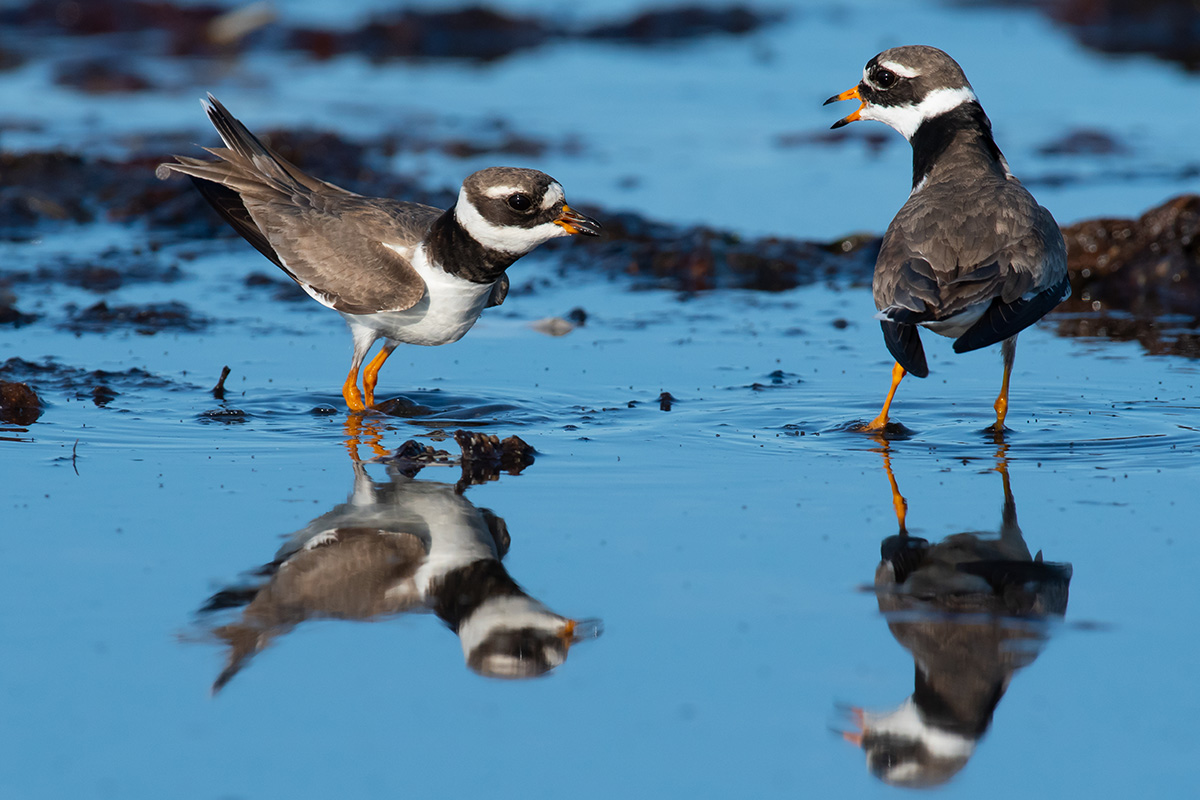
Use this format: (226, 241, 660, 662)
(1057, 194, 1200, 357)
(0, 380, 43, 425)
(63, 300, 209, 334)
(2, 0, 783, 68)
(456, 430, 535, 476)
(291, 5, 781, 62)
(383, 430, 535, 488)
(1063, 194, 1200, 316)
(967, 0, 1200, 71)
(389, 439, 452, 477)
(3, 250, 184, 292)
(0, 282, 37, 326)
(211, 366, 231, 400)
(4, 119, 1199, 355)
(581, 6, 780, 43)
(554, 209, 880, 292)
(54, 58, 153, 93)
(1037, 128, 1130, 157)
(0, 357, 184, 401)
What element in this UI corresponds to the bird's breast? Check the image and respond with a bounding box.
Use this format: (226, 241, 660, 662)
(342, 245, 498, 346)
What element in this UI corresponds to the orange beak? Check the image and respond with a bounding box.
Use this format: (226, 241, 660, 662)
(841, 705, 866, 747)
(558, 617, 603, 649)
(824, 85, 865, 129)
(554, 204, 602, 237)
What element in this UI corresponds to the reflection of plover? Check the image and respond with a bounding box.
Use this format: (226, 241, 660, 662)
(199, 460, 600, 692)
(825, 46, 1069, 433)
(843, 452, 1072, 787)
(158, 95, 600, 412)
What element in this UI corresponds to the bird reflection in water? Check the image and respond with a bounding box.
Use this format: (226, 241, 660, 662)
(196, 421, 601, 692)
(841, 440, 1072, 787)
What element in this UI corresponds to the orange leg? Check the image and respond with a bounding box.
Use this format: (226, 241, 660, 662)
(862, 362, 906, 432)
(992, 337, 1017, 434)
(880, 444, 908, 535)
(342, 366, 366, 413)
(993, 362, 1012, 432)
(362, 344, 396, 408)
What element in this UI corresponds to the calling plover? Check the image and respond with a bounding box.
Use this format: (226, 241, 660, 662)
(825, 46, 1069, 433)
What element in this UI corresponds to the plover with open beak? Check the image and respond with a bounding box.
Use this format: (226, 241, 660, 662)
(158, 95, 600, 412)
(825, 46, 1069, 433)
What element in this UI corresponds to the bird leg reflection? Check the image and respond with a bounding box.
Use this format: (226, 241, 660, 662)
(876, 437, 909, 535)
(344, 414, 390, 461)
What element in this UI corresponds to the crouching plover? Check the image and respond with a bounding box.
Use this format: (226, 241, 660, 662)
(158, 95, 600, 412)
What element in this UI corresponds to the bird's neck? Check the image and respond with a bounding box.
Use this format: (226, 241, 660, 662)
(909, 102, 1009, 191)
(430, 557, 529, 632)
(426, 209, 517, 284)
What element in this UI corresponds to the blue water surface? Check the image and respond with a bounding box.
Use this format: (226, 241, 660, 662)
(2, 1, 1199, 798)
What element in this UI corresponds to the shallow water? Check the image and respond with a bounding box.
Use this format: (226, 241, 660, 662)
(3, 1, 1200, 798)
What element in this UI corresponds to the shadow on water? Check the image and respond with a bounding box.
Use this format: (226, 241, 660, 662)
(838, 439, 1073, 789)
(193, 421, 601, 693)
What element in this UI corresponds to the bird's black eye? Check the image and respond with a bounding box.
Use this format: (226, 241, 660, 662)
(507, 193, 532, 211)
(872, 68, 898, 90)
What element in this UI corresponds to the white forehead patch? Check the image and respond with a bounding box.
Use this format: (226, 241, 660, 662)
(541, 181, 564, 211)
(879, 59, 919, 78)
(454, 186, 569, 255)
(860, 85, 978, 140)
(482, 185, 525, 199)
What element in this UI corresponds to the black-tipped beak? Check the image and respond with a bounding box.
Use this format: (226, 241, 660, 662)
(825, 85, 865, 130)
(554, 204, 602, 237)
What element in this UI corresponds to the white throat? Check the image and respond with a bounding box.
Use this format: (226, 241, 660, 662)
(864, 698, 977, 758)
(861, 86, 978, 141)
(453, 187, 569, 255)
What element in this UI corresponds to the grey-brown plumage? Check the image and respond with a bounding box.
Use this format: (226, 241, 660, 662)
(826, 46, 1069, 431)
(157, 97, 435, 315)
(157, 94, 599, 411)
(846, 451, 1071, 787)
(197, 459, 598, 691)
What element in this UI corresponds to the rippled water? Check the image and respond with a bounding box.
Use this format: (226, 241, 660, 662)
(2, 1, 1199, 798)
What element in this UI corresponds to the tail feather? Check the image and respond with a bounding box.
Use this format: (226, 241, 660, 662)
(953, 275, 1070, 354)
(202, 94, 272, 170)
(202, 94, 332, 195)
(881, 320, 929, 378)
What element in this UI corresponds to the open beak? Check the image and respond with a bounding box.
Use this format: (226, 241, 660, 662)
(558, 617, 603, 648)
(824, 85, 866, 130)
(554, 204, 602, 237)
(839, 705, 866, 747)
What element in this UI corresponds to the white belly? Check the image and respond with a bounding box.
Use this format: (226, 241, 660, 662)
(342, 243, 496, 347)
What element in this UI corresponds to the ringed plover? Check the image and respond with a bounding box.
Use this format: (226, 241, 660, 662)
(825, 46, 1069, 433)
(158, 95, 600, 412)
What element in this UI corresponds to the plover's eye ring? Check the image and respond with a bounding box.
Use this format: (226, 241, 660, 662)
(507, 193, 532, 211)
(871, 67, 898, 90)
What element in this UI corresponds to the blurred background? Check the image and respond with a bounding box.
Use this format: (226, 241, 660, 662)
(2, 1, 1198, 798)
